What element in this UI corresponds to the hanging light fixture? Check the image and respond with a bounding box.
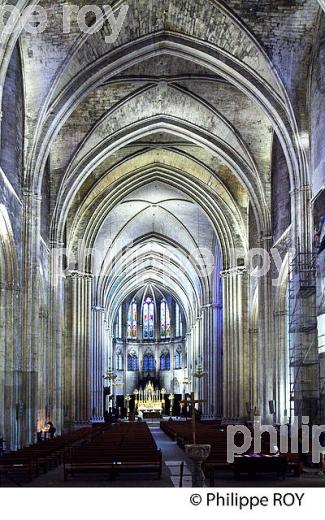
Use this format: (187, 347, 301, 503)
(192, 359, 208, 379)
(103, 368, 118, 383)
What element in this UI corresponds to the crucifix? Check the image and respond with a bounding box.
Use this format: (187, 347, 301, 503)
(180, 392, 207, 445)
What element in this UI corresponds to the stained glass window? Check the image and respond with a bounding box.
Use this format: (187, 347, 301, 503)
(127, 352, 138, 371)
(175, 303, 183, 337)
(143, 297, 154, 339)
(116, 306, 122, 338)
(160, 351, 170, 371)
(127, 300, 137, 339)
(115, 317, 119, 338)
(143, 353, 155, 371)
(175, 348, 182, 369)
(160, 300, 170, 339)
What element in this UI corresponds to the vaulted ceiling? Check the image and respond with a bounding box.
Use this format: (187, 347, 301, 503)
(5, 0, 322, 324)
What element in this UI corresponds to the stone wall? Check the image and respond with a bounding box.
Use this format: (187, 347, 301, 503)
(0, 44, 23, 198)
(310, 16, 325, 198)
(271, 134, 291, 243)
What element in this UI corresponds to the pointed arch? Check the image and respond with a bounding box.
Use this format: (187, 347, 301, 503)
(0, 204, 18, 449)
(127, 300, 137, 339)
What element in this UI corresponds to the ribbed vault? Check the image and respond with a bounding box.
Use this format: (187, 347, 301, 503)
(1, 0, 322, 444)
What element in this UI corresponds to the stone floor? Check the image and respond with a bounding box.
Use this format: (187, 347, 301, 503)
(2, 424, 325, 488)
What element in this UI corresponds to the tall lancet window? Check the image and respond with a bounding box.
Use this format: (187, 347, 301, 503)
(160, 350, 170, 370)
(127, 352, 138, 371)
(116, 306, 122, 339)
(143, 297, 154, 339)
(160, 299, 171, 339)
(127, 300, 137, 339)
(175, 347, 182, 369)
(143, 351, 155, 371)
(175, 303, 183, 337)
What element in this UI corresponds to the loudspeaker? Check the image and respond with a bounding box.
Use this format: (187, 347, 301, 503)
(269, 400, 276, 415)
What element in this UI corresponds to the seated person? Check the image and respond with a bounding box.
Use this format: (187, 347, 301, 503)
(46, 421, 56, 439)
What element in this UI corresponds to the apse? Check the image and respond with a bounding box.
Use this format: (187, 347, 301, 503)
(111, 285, 186, 400)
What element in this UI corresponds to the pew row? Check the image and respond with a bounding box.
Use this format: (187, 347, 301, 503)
(64, 423, 162, 481)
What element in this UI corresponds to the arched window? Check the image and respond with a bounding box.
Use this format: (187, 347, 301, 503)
(143, 352, 155, 371)
(160, 351, 170, 371)
(115, 306, 122, 338)
(160, 299, 171, 339)
(143, 297, 154, 339)
(116, 350, 123, 371)
(175, 348, 182, 370)
(127, 351, 138, 371)
(127, 300, 137, 339)
(175, 303, 183, 337)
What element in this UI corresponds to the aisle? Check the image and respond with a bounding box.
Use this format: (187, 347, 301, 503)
(149, 425, 193, 487)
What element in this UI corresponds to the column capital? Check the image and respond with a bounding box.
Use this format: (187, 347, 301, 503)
(256, 234, 273, 244)
(22, 189, 42, 202)
(274, 310, 288, 317)
(92, 306, 105, 313)
(220, 266, 247, 278)
(0, 281, 21, 292)
(49, 239, 65, 248)
(290, 185, 311, 196)
(201, 303, 213, 310)
(66, 270, 93, 280)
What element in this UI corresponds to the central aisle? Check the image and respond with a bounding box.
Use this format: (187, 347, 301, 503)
(149, 424, 193, 487)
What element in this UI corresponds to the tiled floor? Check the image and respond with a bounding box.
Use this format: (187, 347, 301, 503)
(150, 425, 193, 487)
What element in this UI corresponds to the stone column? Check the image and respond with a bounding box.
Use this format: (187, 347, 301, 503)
(249, 325, 259, 419)
(291, 186, 313, 254)
(201, 303, 221, 418)
(201, 305, 211, 417)
(0, 279, 20, 450)
(65, 271, 92, 425)
(106, 325, 114, 404)
(214, 303, 223, 417)
(48, 239, 65, 433)
(274, 310, 289, 423)
(21, 191, 41, 446)
(221, 267, 249, 419)
(37, 303, 48, 432)
(258, 237, 275, 423)
(91, 306, 105, 420)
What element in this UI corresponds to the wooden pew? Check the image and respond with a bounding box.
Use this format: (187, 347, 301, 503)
(63, 423, 162, 482)
(0, 427, 99, 485)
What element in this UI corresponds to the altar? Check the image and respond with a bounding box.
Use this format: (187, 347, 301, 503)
(135, 381, 165, 414)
